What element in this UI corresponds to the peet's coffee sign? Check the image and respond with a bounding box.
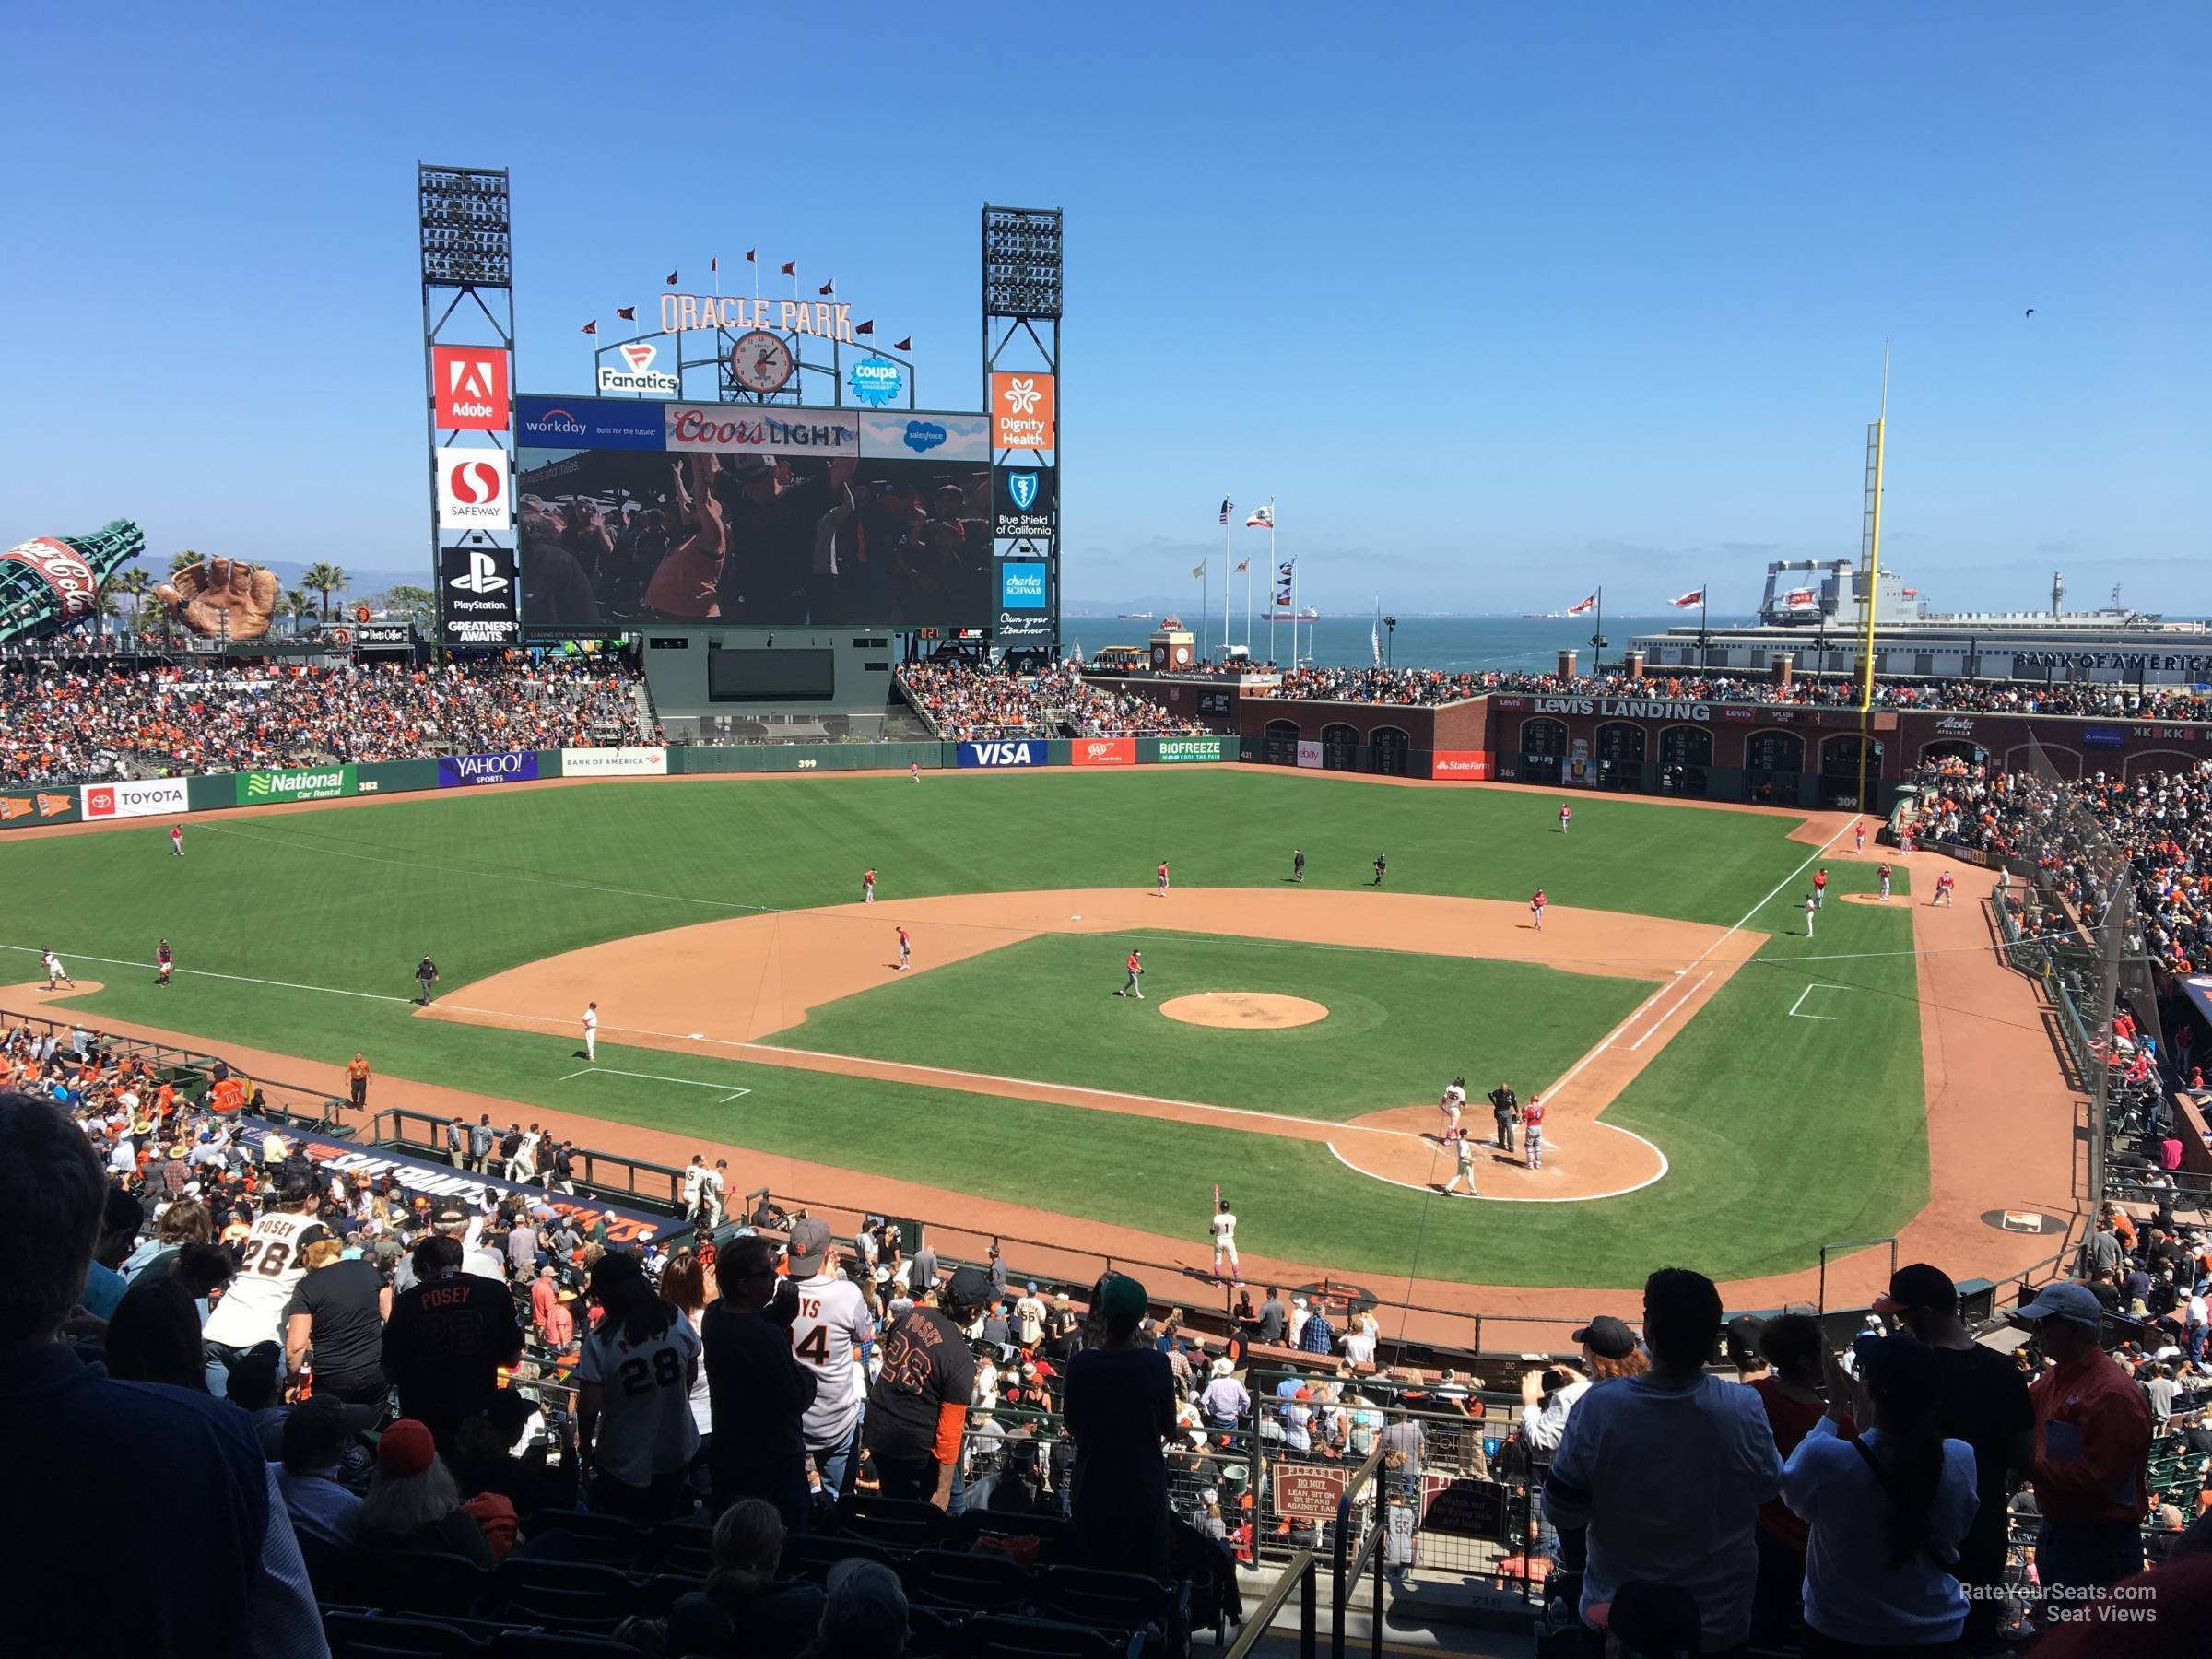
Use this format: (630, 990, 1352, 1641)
(1532, 697, 1712, 722)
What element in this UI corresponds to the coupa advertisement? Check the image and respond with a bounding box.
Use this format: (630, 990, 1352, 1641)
(235, 765, 357, 806)
(438, 751, 541, 788)
(240, 1115, 666, 1244)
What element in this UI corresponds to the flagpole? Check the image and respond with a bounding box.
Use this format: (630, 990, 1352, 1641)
(1221, 505, 1230, 660)
(1244, 559, 1253, 653)
(1198, 560, 1207, 655)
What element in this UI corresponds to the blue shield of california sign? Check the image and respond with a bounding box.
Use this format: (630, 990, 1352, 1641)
(1007, 471, 1039, 511)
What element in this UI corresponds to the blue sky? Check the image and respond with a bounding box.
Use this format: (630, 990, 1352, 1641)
(6, 3, 2206, 615)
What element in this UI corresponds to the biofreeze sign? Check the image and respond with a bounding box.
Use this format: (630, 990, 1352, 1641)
(958, 740, 1051, 768)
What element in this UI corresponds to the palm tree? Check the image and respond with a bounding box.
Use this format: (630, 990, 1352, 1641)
(169, 549, 204, 576)
(110, 567, 152, 631)
(301, 562, 347, 621)
(386, 583, 437, 636)
(282, 589, 315, 636)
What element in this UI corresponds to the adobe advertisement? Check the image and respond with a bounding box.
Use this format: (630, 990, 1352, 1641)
(430, 346, 511, 430)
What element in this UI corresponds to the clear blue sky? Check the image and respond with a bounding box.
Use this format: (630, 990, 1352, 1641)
(7, 3, 2206, 615)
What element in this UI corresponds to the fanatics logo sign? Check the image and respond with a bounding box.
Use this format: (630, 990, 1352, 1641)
(431, 347, 511, 430)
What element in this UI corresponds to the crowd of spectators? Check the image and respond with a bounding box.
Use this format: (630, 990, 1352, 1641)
(895, 662, 1207, 741)
(0, 656, 648, 787)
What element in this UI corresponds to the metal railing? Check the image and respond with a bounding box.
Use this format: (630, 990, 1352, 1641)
(1223, 1552, 1318, 1659)
(368, 1105, 691, 1216)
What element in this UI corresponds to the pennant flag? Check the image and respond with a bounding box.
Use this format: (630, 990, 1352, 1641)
(1191, 562, 1206, 580)
(1783, 587, 1816, 606)
(616, 306, 635, 321)
(581, 320, 597, 335)
(1234, 559, 1250, 573)
(1566, 594, 1596, 615)
(1218, 498, 1233, 524)
(818, 277, 836, 296)
(746, 249, 757, 264)
(854, 319, 875, 335)
(1246, 504, 1274, 529)
(893, 336, 912, 351)
(710, 253, 719, 274)
(665, 270, 678, 286)
(1669, 587, 1704, 607)
(780, 260, 796, 275)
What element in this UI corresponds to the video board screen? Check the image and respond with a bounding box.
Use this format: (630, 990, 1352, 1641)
(708, 647, 836, 701)
(512, 397, 992, 631)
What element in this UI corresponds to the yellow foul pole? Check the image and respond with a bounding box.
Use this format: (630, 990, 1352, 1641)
(1855, 344, 1889, 817)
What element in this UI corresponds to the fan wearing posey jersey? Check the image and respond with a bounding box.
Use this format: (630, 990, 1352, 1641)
(1209, 1199, 1241, 1284)
(201, 1171, 332, 1392)
(784, 1217, 876, 1497)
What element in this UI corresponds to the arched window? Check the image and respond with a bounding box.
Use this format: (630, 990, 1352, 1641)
(1320, 723, 1360, 771)
(1264, 718, 1301, 766)
(1594, 722, 1647, 793)
(1657, 724, 1712, 798)
(1743, 728, 1806, 806)
(1371, 725, 1410, 777)
(1519, 716, 1568, 785)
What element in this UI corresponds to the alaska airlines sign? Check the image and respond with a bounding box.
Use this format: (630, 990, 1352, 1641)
(1532, 697, 1712, 722)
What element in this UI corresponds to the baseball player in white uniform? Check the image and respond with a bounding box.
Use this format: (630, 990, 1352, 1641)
(784, 1218, 875, 1495)
(41, 949, 75, 991)
(1803, 894, 1817, 937)
(1438, 1076, 1467, 1142)
(1209, 1199, 1241, 1283)
(582, 1001, 599, 1062)
(1441, 1130, 1479, 1197)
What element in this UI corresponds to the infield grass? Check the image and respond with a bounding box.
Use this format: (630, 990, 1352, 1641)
(0, 771, 1927, 1286)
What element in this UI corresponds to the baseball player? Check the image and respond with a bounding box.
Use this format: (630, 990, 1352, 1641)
(1559, 803, 1571, 835)
(41, 949, 74, 991)
(1934, 869, 1956, 908)
(1438, 1076, 1467, 1141)
(1116, 947, 1145, 999)
(1853, 819, 1866, 855)
(582, 1001, 599, 1062)
(1209, 1198, 1241, 1283)
(1292, 847, 1305, 883)
(1156, 860, 1171, 898)
(1813, 867, 1829, 909)
(1530, 888, 1547, 932)
(1522, 1094, 1547, 1170)
(896, 926, 912, 971)
(863, 867, 877, 904)
(909, 761, 921, 783)
(1803, 894, 1817, 938)
(1877, 862, 1892, 901)
(155, 938, 173, 987)
(1441, 1130, 1478, 1197)
(1371, 853, 1387, 887)
(169, 824, 184, 857)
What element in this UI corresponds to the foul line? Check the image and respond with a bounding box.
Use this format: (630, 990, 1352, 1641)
(561, 1066, 752, 1102)
(1787, 984, 1842, 1021)
(1629, 972, 1711, 1051)
(0, 942, 413, 1005)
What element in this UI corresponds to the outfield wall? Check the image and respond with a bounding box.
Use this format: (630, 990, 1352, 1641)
(0, 735, 1240, 832)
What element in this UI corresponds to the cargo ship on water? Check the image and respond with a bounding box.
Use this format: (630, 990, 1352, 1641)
(1627, 560, 2212, 688)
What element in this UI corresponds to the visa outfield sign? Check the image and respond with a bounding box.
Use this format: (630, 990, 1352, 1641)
(437, 751, 541, 788)
(957, 739, 1052, 769)
(235, 765, 358, 806)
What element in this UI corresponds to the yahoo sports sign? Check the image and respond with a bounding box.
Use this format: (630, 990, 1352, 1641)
(438, 750, 541, 788)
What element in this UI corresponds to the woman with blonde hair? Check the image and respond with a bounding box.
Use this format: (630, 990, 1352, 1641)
(664, 1498, 826, 1659)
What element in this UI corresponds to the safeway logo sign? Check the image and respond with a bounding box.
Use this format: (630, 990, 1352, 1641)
(435, 446, 512, 530)
(596, 340, 679, 396)
(430, 346, 511, 430)
(989, 371, 1056, 452)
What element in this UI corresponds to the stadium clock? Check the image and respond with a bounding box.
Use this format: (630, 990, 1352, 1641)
(730, 330, 794, 394)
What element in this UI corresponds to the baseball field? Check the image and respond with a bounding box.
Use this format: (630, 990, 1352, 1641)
(1, 766, 2070, 1302)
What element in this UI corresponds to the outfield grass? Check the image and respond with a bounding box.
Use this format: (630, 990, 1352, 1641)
(766, 929, 1654, 1118)
(0, 772, 1926, 1286)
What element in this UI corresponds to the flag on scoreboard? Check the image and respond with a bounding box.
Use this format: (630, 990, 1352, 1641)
(616, 306, 635, 321)
(818, 277, 836, 296)
(780, 260, 796, 276)
(1670, 587, 1704, 607)
(854, 319, 876, 335)
(1566, 594, 1597, 615)
(580, 320, 597, 335)
(1246, 503, 1274, 529)
(893, 336, 912, 351)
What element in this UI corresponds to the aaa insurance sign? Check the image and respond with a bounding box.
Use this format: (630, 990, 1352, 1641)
(430, 346, 511, 430)
(435, 447, 512, 530)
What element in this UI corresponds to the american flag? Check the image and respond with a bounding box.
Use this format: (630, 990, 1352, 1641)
(1218, 499, 1233, 524)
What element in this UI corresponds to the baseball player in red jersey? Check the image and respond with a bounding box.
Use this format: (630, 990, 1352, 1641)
(1156, 860, 1170, 898)
(169, 824, 184, 857)
(1813, 867, 1828, 910)
(909, 760, 921, 783)
(1878, 862, 1892, 901)
(1934, 869, 1956, 907)
(1522, 1095, 1547, 1169)
(1530, 888, 1547, 931)
(1116, 948, 1144, 999)
(896, 926, 912, 970)
(863, 867, 877, 904)
(1559, 804, 1571, 835)
(1853, 819, 1865, 854)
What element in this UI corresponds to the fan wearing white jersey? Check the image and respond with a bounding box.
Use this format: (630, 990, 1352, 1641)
(201, 1173, 332, 1388)
(1210, 1199, 1241, 1284)
(783, 1217, 876, 1498)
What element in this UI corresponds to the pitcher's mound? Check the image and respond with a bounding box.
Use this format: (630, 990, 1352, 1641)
(1159, 992, 1328, 1030)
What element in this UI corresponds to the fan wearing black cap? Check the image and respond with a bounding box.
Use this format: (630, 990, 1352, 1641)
(1519, 1315, 1644, 1457)
(2012, 1277, 2153, 1602)
(866, 1262, 990, 1510)
(1541, 1268, 1783, 1653)
(1873, 1263, 2035, 1652)
(1063, 1273, 1177, 1575)
(201, 1163, 333, 1394)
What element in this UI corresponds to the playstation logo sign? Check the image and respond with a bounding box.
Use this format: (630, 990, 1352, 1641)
(596, 339, 680, 396)
(448, 549, 510, 594)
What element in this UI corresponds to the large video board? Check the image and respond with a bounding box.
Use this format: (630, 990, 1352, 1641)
(512, 396, 992, 631)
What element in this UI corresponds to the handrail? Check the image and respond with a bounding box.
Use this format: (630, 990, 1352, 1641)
(1223, 1549, 1318, 1659)
(1328, 1442, 1388, 1659)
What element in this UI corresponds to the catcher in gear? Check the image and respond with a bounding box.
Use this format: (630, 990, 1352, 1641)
(155, 557, 281, 639)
